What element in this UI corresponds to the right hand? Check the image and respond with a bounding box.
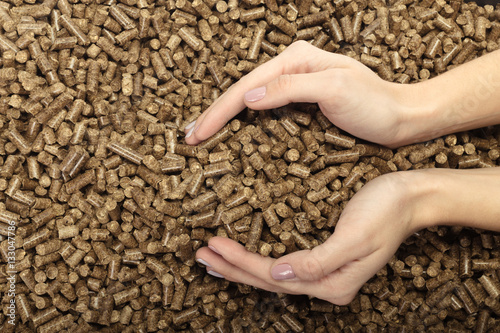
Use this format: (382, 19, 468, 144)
(196, 171, 430, 304)
(185, 41, 416, 148)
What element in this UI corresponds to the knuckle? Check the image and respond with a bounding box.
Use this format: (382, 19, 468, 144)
(324, 69, 347, 94)
(290, 40, 309, 50)
(326, 68, 346, 85)
(291, 41, 315, 58)
(357, 227, 373, 245)
(284, 41, 312, 58)
(301, 255, 326, 281)
(276, 74, 294, 92)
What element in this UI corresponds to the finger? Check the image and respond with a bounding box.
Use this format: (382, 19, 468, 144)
(183, 90, 229, 135)
(201, 237, 373, 301)
(201, 237, 311, 294)
(184, 41, 343, 145)
(207, 237, 276, 280)
(184, 58, 288, 144)
(314, 254, 384, 305)
(203, 237, 336, 293)
(270, 225, 375, 282)
(242, 71, 334, 110)
(196, 245, 290, 294)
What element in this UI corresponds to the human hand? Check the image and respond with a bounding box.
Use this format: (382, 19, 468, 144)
(195, 172, 426, 305)
(185, 41, 416, 148)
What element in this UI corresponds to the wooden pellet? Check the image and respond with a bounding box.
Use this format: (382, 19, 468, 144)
(1, 1, 500, 331)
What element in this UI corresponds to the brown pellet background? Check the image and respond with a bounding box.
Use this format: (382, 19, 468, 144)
(2, 0, 500, 332)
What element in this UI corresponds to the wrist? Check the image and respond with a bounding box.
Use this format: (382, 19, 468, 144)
(391, 50, 500, 147)
(389, 82, 441, 147)
(404, 169, 448, 232)
(393, 170, 443, 233)
(402, 167, 500, 232)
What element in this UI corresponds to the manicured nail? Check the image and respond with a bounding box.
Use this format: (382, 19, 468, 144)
(186, 126, 195, 138)
(271, 264, 295, 280)
(208, 245, 221, 255)
(196, 258, 211, 267)
(185, 121, 196, 131)
(244, 86, 266, 102)
(207, 270, 224, 279)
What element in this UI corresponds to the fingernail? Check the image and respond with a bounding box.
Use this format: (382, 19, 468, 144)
(185, 121, 196, 131)
(196, 258, 211, 267)
(207, 270, 224, 279)
(208, 245, 221, 255)
(244, 86, 266, 102)
(186, 126, 195, 138)
(271, 264, 296, 280)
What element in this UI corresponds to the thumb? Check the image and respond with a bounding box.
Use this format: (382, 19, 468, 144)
(243, 71, 330, 110)
(270, 230, 370, 281)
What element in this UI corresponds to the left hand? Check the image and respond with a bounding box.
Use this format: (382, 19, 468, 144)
(196, 172, 425, 305)
(184, 41, 417, 148)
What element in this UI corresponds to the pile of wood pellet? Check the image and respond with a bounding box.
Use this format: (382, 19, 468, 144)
(2, 0, 500, 331)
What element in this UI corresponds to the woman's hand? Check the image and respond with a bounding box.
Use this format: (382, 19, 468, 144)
(185, 41, 417, 148)
(196, 172, 428, 305)
(186, 43, 500, 148)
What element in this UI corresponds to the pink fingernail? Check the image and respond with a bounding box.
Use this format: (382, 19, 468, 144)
(196, 258, 211, 267)
(185, 121, 196, 131)
(186, 126, 195, 138)
(244, 86, 266, 102)
(208, 270, 224, 279)
(208, 245, 221, 255)
(271, 264, 295, 280)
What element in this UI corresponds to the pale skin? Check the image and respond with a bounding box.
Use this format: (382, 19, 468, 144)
(186, 41, 500, 305)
